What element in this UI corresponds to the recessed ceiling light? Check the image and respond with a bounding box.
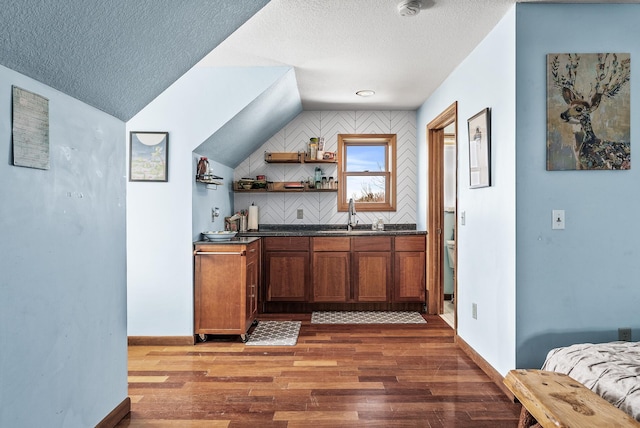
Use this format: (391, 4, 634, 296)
(356, 90, 375, 97)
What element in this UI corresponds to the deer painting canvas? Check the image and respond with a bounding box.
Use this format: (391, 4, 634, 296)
(547, 53, 631, 170)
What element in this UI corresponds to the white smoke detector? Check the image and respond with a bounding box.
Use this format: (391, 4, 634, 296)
(397, 0, 422, 17)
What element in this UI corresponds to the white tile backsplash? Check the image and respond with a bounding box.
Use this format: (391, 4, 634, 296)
(234, 110, 417, 225)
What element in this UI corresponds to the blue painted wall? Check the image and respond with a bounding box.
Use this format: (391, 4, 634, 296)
(0, 65, 127, 426)
(515, 3, 640, 368)
(127, 66, 295, 336)
(193, 155, 235, 238)
(417, 7, 517, 376)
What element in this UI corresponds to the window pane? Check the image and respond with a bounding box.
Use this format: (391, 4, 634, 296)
(346, 175, 386, 203)
(346, 145, 385, 172)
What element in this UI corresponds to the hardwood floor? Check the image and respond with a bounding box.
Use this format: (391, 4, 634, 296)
(116, 314, 520, 427)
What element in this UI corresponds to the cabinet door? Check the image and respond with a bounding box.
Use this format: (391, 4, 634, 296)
(194, 252, 245, 333)
(353, 251, 391, 302)
(312, 251, 350, 302)
(264, 251, 309, 301)
(394, 251, 426, 302)
(245, 243, 259, 323)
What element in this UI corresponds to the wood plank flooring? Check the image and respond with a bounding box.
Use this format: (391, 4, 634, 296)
(116, 314, 520, 427)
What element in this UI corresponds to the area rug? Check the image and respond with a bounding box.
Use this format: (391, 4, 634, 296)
(311, 311, 426, 324)
(245, 321, 301, 346)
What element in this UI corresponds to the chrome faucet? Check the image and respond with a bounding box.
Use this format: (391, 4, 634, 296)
(347, 198, 357, 231)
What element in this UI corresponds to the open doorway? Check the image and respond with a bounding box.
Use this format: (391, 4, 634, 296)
(426, 102, 457, 329)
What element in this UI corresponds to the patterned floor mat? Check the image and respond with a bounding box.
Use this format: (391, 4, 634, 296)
(245, 321, 301, 346)
(311, 311, 426, 324)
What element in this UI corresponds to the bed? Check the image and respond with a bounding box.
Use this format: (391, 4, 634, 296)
(541, 341, 640, 421)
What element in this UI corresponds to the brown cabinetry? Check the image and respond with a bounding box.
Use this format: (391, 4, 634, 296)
(312, 237, 350, 302)
(193, 239, 260, 342)
(263, 237, 309, 302)
(353, 236, 392, 302)
(259, 233, 426, 311)
(393, 236, 426, 302)
(311, 236, 392, 303)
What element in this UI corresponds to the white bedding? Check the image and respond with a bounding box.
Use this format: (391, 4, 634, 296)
(542, 341, 640, 421)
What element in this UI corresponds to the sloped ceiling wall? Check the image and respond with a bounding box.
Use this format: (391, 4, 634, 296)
(0, 0, 270, 120)
(194, 68, 302, 167)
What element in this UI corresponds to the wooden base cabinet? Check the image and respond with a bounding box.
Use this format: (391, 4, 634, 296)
(352, 236, 392, 302)
(393, 236, 426, 302)
(312, 237, 350, 302)
(194, 240, 260, 342)
(262, 234, 426, 311)
(312, 236, 392, 303)
(263, 237, 309, 302)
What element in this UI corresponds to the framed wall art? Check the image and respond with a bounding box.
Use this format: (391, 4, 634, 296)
(547, 53, 630, 170)
(467, 108, 491, 188)
(129, 131, 168, 182)
(12, 86, 50, 170)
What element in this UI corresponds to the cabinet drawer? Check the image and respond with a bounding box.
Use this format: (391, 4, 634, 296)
(313, 237, 351, 251)
(395, 235, 426, 251)
(352, 236, 391, 252)
(264, 236, 309, 251)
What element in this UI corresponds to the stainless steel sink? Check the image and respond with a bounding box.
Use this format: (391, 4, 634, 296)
(318, 230, 351, 234)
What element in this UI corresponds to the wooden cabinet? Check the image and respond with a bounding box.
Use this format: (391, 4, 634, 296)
(352, 236, 392, 302)
(263, 237, 309, 302)
(312, 237, 350, 302)
(260, 233, 426, 310)
(311, 236, 392, 303)
(393, 236, 426, 302)
(193, 239, 260, 341)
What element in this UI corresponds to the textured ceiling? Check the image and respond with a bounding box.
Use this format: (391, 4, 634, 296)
(0, 0, 269, 120)
(199, 0, 515, 110)
(3, 0, 637, 129)
(199, 0, 640, 111)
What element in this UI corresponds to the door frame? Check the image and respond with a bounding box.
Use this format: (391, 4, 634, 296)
(426, 102, 457, 316)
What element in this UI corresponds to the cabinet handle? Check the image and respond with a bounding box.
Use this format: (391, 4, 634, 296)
(248, 248, 256, 253)
(194, 250, 246, 256)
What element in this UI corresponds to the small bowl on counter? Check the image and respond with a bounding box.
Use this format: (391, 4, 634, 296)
(202, 231, 238, 241)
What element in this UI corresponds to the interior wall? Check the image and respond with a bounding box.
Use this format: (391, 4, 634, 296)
(233, 110, 417, 226)
(0, 65, 127, 426)
(515, 3, 640, 368)
(127, 67, 291, 336)
(192, 155, 235, 237)
(416, 7, 516, 375)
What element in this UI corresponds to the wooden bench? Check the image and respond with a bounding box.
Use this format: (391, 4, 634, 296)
(504, 369, 640, 428)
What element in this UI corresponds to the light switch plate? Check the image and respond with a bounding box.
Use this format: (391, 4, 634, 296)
(552, 209, 565, 230)
(297, 209, 304, 219)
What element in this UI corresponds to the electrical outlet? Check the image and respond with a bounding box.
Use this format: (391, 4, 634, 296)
(472, 303, 477, 319)
(297, 209, 304, 219)
(619, 328, 632, 341)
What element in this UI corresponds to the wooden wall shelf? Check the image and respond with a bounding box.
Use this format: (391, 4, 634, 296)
(234, 181, 337, 193)
(263, 151, 337, 164)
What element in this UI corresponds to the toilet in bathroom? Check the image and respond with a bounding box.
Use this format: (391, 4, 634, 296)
(446, 240, 455, 269)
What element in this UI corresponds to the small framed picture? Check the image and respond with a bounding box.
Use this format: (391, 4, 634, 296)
(467, 108, 491, 188)
(129, 131, 168, 182)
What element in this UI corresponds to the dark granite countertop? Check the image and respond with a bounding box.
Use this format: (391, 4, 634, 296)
(236, 224, 426, 237)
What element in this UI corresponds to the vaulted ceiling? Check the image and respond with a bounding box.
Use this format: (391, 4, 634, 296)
(0, 0, 269, 121)
(3, 0, 635, 166)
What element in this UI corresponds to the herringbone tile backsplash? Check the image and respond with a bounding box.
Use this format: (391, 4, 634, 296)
(234, 111, 417, 226)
